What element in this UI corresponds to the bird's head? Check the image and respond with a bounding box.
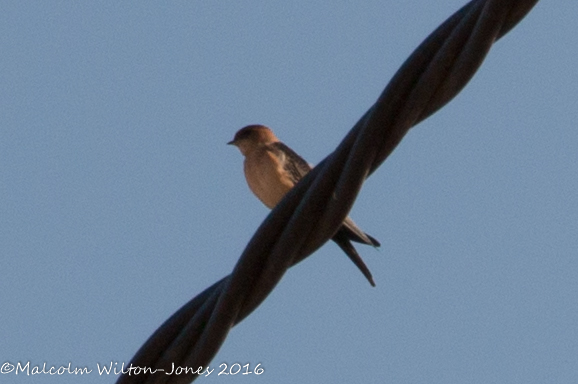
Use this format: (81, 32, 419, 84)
(228, 125, 278, 156)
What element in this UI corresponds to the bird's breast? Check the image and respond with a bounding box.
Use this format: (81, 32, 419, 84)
(243, 151, 294, 209)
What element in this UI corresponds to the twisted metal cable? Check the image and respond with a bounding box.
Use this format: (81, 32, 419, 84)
(117, 0, 539, 383)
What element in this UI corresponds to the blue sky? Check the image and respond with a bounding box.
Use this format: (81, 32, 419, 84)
(1, 1, 577, 383)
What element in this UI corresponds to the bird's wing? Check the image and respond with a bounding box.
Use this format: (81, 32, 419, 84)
(270, 141, 381, 249)
(268, 141, 312, 184)
(341, 217, 381, 247)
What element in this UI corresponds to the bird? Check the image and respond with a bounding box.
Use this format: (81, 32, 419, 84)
(228, 124, 380, 286)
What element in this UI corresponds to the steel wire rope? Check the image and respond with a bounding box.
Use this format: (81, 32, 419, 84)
(117, 0, 540, 383)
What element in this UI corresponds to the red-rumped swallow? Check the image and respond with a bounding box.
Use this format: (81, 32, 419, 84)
(228, 124, 379, 286)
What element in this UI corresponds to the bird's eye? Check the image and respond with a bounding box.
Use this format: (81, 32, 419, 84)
(237, 130, 252, 141)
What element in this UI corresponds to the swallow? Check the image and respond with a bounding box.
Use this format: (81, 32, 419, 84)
(228, 124, 380, 286)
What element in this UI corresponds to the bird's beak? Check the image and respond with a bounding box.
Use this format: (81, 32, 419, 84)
(227, 140, 236, 146)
